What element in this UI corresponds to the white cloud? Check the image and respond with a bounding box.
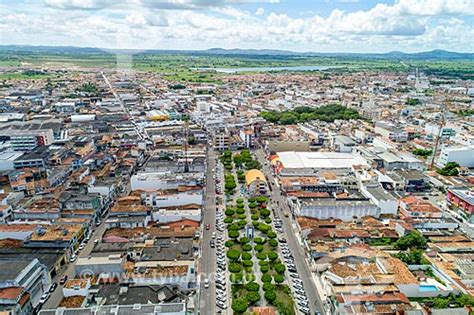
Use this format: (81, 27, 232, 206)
(1, 0, 471, 52)
(44, 0, 117, 10)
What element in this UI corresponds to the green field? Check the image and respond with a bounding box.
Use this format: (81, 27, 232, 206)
(1, 50, 473, 83)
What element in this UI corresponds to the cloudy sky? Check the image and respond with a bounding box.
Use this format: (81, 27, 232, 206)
(0, 0, 473, 53)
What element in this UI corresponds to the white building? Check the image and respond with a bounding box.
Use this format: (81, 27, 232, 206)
(438, 146, 474, 168)
(360, 184, 398, 215)
(153, 208, 201, 223)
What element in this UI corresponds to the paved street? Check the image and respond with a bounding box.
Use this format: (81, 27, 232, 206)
(199, 148, 217, 315)
(255, 149, 325, 314)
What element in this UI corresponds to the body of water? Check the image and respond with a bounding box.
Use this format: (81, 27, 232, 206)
(195, 65, 336, 73)
(419, 285, 439, 292)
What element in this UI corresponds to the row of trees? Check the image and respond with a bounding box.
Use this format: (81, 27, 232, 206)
(261, 104, 360, 125)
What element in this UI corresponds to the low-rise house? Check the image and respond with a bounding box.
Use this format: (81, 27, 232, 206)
(399, 196, 442, 219)
(0, 286, 32, 315)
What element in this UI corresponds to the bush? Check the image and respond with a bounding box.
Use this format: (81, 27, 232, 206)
(260, 265, 269, 273)
(228, 230, 240, 239)
(229, 263, 242, 273)
(246, 291, 261, 304)
(225, 240, 235, 247)
(243, 260, 253, 267)
(236, 198, 244, 204)
(245, 274, 256, 282)
(261, 274, 272, 283)
(242, 252, 252, 260)
(248, 197, 257, 203)
(254, 237, 265, 244)
(224, 217, 233, 224)
(236, 207, 245, 214)
(251, 214, 259, 220)
(265, 217, 272, 224)
(263, 283, 275, 291)
(264, 290, 277, 303)
(267, 231, 277, 239)
(259, 260, 268, 266)
(245, 282, 260, 292)
(248, 202, 257, 209)
(225, 209, 235, 216)
(274, 274, 284, 283)
(274, 264, 286, 274)
(227, 249, 241, 260)
(237, 214, 246, 219)
(256, 196, 268, 204)
(252, 220, 260, 227)
(254, 244, 264, 252)
(269, 239, 278, 247)
(242, 244, 252, 251)
(257, 252, 267, 260)
(267, 252, 279, 261)
(231, 298, 248, 313)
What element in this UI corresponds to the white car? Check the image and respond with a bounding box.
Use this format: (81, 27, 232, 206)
(69, 255, 77, 263)
(78, 243, 86, 250)
(39, 293, 50, 304)
(204, 278, 209, 288)
(211, 232, 216, 239)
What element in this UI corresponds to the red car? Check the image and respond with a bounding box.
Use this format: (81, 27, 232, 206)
(205, 224, 210, 230)
(59, 275, 68, 285)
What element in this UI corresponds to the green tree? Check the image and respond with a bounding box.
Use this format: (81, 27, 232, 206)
(394, 231, 427, 250)
(231, 298, 249, 313)
(274, 274, 284, 283)
(245, 282, 260, 292)
(228, 230, 240, 239)
(437, 162, 460, 176)
(246, 291, 261, 304)
(242, 252, 252, 260)
(263, 283, 275, 291)
(264, 290, 277, 302)
(229, 263, 242, 273)
(274, 264, 286, 274)
(267, 252, 279, 261)
(227, 249, 241, 261)
(261, 274, 272, 283)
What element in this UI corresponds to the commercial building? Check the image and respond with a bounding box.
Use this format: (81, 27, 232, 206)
(0, 258, 51, 306)
(272, 151, 368, 176)
(438, 146, 474, 168)
(245, 169, 268, 197)
(447, 189, 474, 223)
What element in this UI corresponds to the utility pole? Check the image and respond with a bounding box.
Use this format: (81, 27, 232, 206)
(430, 100, 447, 171)
(184, 118, 189, 173)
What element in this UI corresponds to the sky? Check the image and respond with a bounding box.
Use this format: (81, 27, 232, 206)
(0, 0, 473, 53)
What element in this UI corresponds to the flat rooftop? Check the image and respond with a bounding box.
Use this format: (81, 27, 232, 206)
(276, 151, 368, 169)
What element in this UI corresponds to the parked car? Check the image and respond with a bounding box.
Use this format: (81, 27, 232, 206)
(204, 278, 209, 288)
(69, 255, 77, 263)
(49, 283, 58, 293)
(59, 275, 68, 285)
(205, 224, 210, 230)
(38, 293, 50, 304)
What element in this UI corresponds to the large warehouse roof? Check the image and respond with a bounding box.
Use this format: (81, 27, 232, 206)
(276, 151, 368, 169)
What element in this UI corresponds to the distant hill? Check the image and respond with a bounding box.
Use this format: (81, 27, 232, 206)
(0, 45, 472, 60)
